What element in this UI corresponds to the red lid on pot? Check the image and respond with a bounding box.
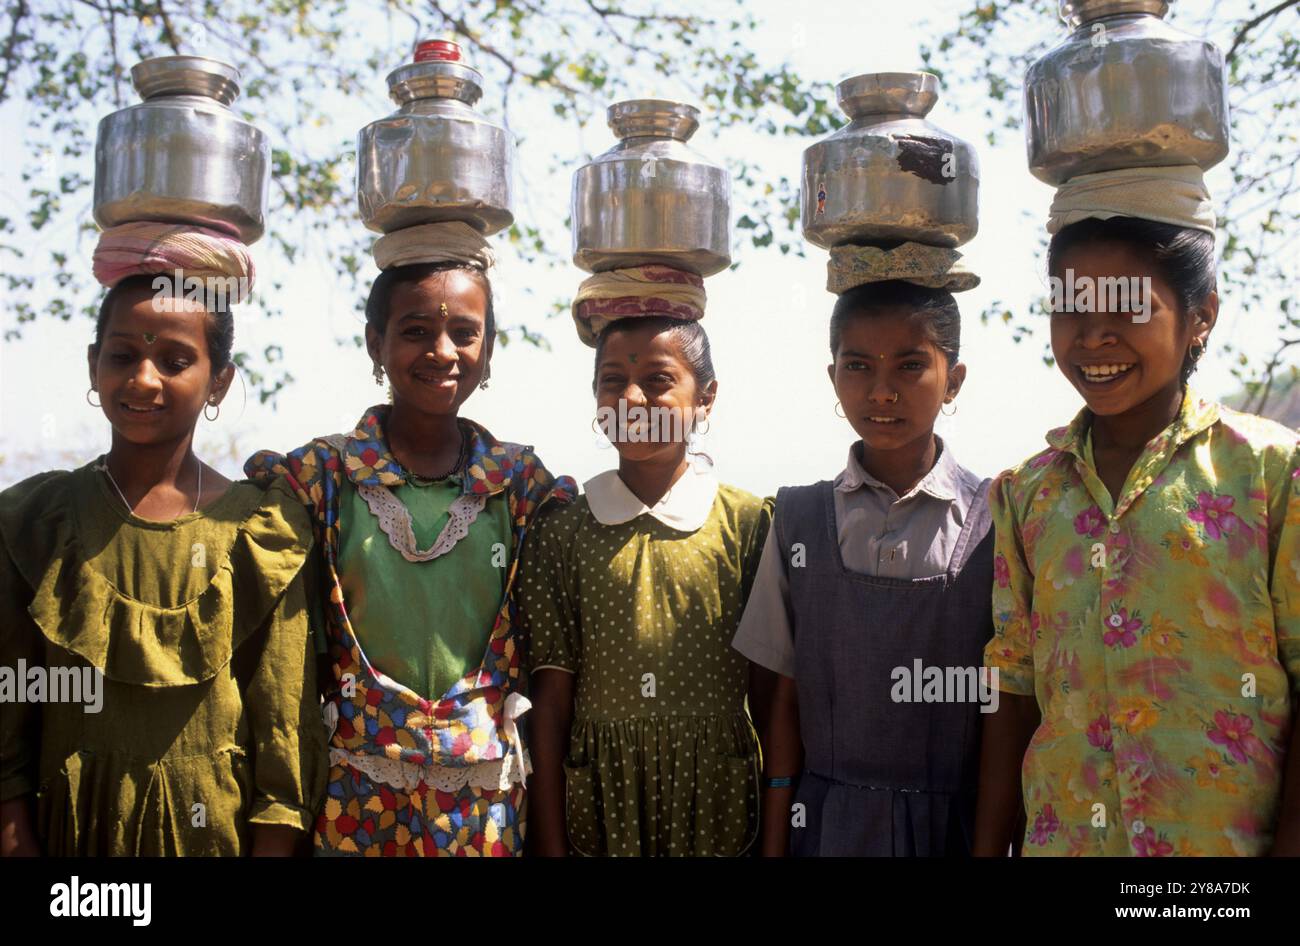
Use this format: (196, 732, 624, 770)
(414, 40, 462, 63)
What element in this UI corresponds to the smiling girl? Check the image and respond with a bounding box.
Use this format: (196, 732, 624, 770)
(521, 315, 771, 857)
(0, 274, 326, 856)
(734, 279, 994, 857)
(974, 215, 1300, 856)
(245, 260, 575, 857)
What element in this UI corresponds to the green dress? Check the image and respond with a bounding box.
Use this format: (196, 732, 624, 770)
(334, 474, 512, 699)
(0, 462, 327, 855)
(519, 473, 772, 856)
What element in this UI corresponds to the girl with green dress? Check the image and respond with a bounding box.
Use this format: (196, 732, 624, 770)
(0, 274, 326, 856)
(522, 315, 771, 856)
(244, 261, 576, 856)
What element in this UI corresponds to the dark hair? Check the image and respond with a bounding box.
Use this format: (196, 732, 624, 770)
(829, 280, 961, 367)
(1047, 217, 1216, 382)
(365, 262, 496, 341)
(591, 316, 716, 392)
(92, 274, 235, 374)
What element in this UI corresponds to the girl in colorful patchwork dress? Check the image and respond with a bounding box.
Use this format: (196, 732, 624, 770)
(245, 259, 575, 856)
(734, 277, 994, 857)
(522, 313, 771, 857)
(974, 205, 1300, 856)
(0, 267, 326, 856)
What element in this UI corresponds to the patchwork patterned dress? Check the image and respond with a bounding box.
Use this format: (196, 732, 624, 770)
(245, 407, 575, 856)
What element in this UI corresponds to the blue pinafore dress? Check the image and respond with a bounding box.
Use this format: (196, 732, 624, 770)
(774, 479, 994, 856)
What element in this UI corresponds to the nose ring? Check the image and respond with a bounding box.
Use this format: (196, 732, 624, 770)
(888, 393, 899, 403)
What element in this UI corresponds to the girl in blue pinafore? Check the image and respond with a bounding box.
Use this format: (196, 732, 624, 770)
(735, 279, 995, 856)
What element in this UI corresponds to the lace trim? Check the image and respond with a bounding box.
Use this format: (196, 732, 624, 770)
(321, 693, 533, 793)
(356, 483, 486, 563)
(328, 746, 532, 793)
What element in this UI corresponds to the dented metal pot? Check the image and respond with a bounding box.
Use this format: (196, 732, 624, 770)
(94, 56, 270, 243)
(358, 40, 514, 235)
(801, 72, 979, 249)
(571, 99, 731, 276)
(1024, 0, 1229, 185)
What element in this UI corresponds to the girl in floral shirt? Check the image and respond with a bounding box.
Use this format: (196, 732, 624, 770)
(974, 216, 1300, 856)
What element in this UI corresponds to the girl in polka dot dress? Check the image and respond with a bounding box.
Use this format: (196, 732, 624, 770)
(521, 316, 771, 856)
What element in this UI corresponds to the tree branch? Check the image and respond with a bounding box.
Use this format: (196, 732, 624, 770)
(0, 0, 29, 103)
(425, 0, 582, 97)
(584, 2, 701, 29)
(152, 0, 182, 54)
(582, 0, 662, 55)
(1225, 0, 1299, 63)
(1247, 337, 1300, 414)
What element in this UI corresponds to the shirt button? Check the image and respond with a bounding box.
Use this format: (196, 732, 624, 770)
(1108, 614, 1123, 627)
(1109, 521, 1120, 534)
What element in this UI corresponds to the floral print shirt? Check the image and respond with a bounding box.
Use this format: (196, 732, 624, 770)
(985, 388, 1300, 856)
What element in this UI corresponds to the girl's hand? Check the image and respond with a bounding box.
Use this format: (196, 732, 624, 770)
(749, 665, 801, 858)
(972, 692, 1039, 857)
(249, 824, 303, 857)
(1269, 697, 1300, 856)
(530, 836, 570, 858)
(0, 796, 42, 857)
(526, 669, 576, 858)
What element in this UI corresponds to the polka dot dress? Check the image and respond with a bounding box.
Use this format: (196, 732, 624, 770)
(519, 483, 772, 856)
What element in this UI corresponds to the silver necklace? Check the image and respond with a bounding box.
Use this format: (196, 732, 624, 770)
(98, 456, 202, 515)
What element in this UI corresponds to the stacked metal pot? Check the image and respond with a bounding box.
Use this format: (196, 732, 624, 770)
(94, 55, 270, 243)
(1023, 0, 1230, 182)
(358, 39, 514, 238)
(800, 71, 979, 265)
(571, 99, 732, 276)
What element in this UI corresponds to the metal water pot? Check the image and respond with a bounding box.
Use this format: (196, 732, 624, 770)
(801, 73, 979, 249)
(358, 40, 513, 235)
(571, 100, 731, 276)
(94, 56, 270, 244)
(1024, 0, 1229, 185)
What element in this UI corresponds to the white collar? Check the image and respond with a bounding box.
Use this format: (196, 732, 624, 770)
(583, 464, 719, 532)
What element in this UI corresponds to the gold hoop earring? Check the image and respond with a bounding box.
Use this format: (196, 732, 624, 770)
(941, 402, 957, 416)
(834, 401, 846, 418)
(86, 387, 101, 408)
(372, 363, 384, 386)
(204, 400, 221, 422)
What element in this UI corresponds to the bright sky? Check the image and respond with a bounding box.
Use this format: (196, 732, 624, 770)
(0, 0, 1272, 494)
